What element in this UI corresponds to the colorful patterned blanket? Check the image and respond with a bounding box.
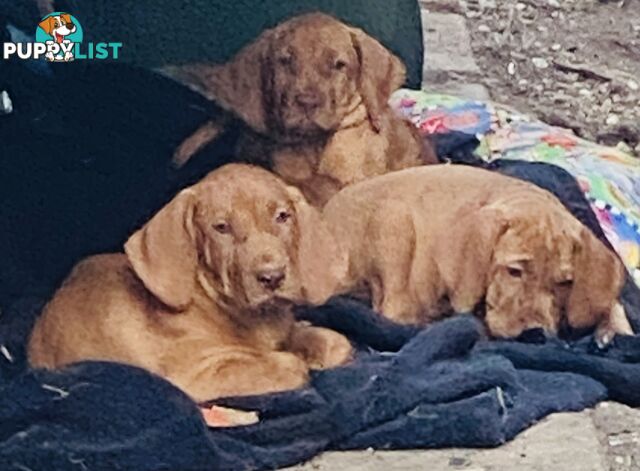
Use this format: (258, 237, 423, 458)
(391, 90, 640, 286)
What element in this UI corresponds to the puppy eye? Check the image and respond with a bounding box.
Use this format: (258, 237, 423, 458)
(506, 266, 524, 278)
(213, 222, 231, 234)
(334, 59, 347, 71)
(275, 210, 291, 224)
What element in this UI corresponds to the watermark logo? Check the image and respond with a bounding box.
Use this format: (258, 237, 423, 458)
(36, 12, 83, 62)
(3, 12, 122, 62)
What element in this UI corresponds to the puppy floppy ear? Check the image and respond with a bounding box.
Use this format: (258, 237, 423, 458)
(38, 16, 56, 36)
(567, 226, 632, 341)
(349, 27, 406, 133)
(125, 190, 198, 311)
(287, 186, 348, 305)
(159, 30, 273, 134)
(440, 205, 509, 313)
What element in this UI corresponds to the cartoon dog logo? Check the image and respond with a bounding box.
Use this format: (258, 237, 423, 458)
(37, 13, 78, 62)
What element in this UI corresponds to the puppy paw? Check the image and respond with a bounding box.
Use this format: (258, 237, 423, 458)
(290, 325, 353, 370)
(595, 302, 634, 349)
(595, 325, 615, 349)
(268, 352, 310, 390)
(311, 330, 353, 369)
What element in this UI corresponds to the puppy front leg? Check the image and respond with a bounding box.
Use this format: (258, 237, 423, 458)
(175, 348, 309, 403)
(288, 324, 353, 370)
(370, 276, 422, 325)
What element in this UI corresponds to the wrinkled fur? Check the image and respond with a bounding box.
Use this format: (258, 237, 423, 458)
(168, 13, 437, 206)
(29, 164, 353, 402)
(323, 165, 634, 345)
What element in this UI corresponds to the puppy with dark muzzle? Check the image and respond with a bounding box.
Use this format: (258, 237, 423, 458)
(165, 13, 437, 207)
(28, 164, 353, 402)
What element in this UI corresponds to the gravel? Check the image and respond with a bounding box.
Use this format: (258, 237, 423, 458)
(456, 0, 640, 155)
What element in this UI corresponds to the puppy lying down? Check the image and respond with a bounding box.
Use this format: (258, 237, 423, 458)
(165, 12, 437, 207)
(28, 164, 353, 402)
(323, 165, 634, 346)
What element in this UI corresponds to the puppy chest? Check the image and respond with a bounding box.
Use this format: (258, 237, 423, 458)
(225, 311, 295, 351)
(319, 128, 390, 181)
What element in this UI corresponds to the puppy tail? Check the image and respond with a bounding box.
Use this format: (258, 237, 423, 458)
(172, 119, 227, 169)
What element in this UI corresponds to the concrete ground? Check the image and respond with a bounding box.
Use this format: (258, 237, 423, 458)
(288, 403, 640, 471)
(288, 4, 640, 470)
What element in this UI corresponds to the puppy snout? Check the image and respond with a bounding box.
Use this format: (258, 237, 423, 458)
(294, 90, 323, 111)
(256, 268, 286, 291)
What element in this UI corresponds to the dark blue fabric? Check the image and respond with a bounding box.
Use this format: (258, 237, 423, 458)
(3, 292, 640, 470)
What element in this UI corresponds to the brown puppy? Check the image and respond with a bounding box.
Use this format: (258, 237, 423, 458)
(165, 12, 437, 207)
(28, 164, 353, 402)
(323, 165, 634, 345)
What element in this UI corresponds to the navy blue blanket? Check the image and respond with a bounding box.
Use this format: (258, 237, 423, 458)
(1, 295, 640, 471)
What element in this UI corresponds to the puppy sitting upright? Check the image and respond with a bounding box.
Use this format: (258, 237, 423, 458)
(323, 165, 634, 346)
(166, 13, 437, 206)
(28, 164, 352, 402)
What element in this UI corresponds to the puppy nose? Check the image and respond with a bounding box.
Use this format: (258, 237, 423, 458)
(295, 91, 323, 111)
(256, 268, 286, 291)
